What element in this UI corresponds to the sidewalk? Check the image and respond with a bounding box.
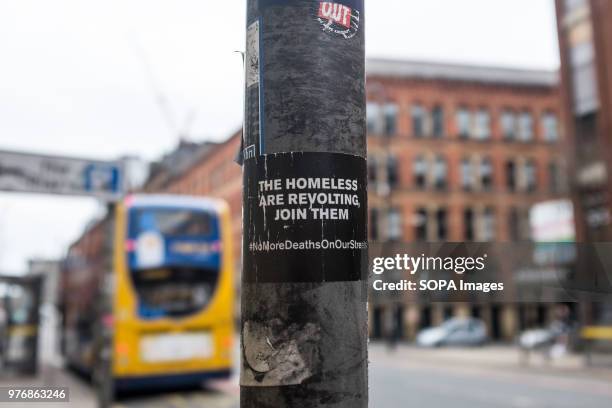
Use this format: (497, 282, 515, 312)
(0, 363, 96, 407)
(0, 362, 239, 408)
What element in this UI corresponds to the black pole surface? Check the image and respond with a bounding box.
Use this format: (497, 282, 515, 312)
(241, 0, 367, 407)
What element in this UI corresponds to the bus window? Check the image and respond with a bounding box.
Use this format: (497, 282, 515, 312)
(127, 207, 221, 319)
(132, 267, 218, 319)
(130, 209, 213, 238)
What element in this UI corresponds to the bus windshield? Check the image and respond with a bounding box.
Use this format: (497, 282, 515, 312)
(126, 207, 221, 319)
(129, 208, 213, 238)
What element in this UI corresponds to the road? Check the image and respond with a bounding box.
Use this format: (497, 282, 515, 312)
(369, 343, 612, 408)
(1, 343, 611, 407)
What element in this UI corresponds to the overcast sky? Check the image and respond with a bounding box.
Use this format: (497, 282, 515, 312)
(0, 0, 559, 273)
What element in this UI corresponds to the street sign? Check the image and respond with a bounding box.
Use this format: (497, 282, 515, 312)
(0, 149, 124, 200)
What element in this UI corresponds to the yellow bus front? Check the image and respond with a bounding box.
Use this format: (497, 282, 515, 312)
(111, 195, 234, 390)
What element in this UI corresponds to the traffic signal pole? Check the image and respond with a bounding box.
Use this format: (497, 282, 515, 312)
(241, 1, 367, 407)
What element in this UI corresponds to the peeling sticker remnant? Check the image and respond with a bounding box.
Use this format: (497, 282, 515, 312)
(241, 320, 321, 386)
(246, 20, 260, 88)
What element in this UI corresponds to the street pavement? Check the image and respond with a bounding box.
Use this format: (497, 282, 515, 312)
(1, 343, 612, 407)
(369, 343, 612, 408)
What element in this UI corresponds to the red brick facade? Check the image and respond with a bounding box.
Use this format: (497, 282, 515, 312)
(366, 68, 565, 245)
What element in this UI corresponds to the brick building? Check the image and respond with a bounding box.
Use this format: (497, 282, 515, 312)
(144, 58, 566, 341)
(366, 59, 565, 341)
(556, 0, 612, 241)
(556, 0, 612, 324)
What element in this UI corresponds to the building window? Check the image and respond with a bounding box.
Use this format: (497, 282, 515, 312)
(509, 208, 530, 241)
(387, 208, 402, 241)
(415, 208, 428, 241)
(549, 161, 562, 193)
(501, 110, 516, 140)
(367, 102, 382, 134)
(564, 0, 586, 13)
(570, 41, 598, 115)
(480, 157, 493, 191)
(368, 156, 378, 183)
(508, 208, 520, 241)
(436, 208, 448, 241)
(456, 108, 471, 138)
(542, 112, 559, 142)
(481, 207, 496, 241)
(508, 208, 531, 241)
(387, 155, 399, 188)
(412, 104, 426, 137)
(368, 156, 378, 184)
(506, 160, 516, 191)
(464, 208, 474, 241)
(474, 109, 491, 140)
(518, 111, 533, 141)
(433, 155, 447, 190)
(525, 160, 537, 192)
(461, 158, 474, 191)
(414, 155, 427, 189)
(383, 103, 398, 136)
(370, 208, 379, 241)
(432, 105, 444, 138)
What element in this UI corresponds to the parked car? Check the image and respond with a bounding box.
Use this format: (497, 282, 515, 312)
(518, 321, 570, 351)
(416, 317, 488, 347)
(518, 328, 555, 350)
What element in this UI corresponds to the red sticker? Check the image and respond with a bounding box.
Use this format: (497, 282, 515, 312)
(317, 2, 352, 29)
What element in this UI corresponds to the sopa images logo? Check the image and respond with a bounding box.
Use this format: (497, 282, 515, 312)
(316, 1, 360, 39)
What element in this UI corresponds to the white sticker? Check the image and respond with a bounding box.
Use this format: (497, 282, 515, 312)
(246, 20, 260, 88)
(136, 231, 165, 269)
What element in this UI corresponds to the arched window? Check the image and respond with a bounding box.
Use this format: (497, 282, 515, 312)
(433, 156, 447, 190)
(414, 155, 427, 189)
(480, 157, 493, 190)
(432, 105, 444, 138)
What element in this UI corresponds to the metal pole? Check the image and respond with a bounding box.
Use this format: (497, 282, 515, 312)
(94, 204, 116, 408)
(241, 0, 367, 406)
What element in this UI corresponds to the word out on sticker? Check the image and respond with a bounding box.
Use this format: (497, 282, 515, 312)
(317, 2, 352, 29)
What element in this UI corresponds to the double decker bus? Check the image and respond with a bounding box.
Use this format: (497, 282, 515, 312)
(60, 195, 234, 392)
